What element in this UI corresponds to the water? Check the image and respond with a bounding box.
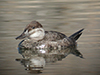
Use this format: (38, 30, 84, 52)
(0, 0, 100, 75)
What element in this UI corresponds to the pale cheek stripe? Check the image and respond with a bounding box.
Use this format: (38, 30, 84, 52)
(29, 29, 35, 34)
(29, 31, 35, 35)
(29, 28, 44, 34)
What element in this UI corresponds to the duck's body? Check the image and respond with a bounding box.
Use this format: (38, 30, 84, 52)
(18, 31, 75, 49)
(16, 21, 84, 58)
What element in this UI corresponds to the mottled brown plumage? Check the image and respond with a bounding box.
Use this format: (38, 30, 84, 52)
(16, 21, 84, 58)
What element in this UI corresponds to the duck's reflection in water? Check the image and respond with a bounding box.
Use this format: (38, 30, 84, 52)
(16, 46, 83, 73)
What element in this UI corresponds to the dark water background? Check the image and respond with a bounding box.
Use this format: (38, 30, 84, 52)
(0, 0, 100, 75)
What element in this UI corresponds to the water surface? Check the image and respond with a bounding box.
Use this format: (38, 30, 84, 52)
(0, 0, 100, 75)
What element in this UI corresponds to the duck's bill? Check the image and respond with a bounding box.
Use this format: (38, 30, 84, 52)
(15, 33, 26, 40)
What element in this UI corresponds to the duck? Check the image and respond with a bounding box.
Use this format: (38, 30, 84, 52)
(15, 21, 84, 58)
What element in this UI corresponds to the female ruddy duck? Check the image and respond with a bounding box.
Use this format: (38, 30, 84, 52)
(15, 21, 84, 58)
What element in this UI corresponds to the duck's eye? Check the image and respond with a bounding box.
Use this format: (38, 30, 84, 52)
(32, 27, 35, 29)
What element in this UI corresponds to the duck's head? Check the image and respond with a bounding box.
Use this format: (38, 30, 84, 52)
(15, 21, 45, 41)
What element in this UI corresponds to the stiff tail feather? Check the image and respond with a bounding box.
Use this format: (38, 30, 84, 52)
(69, 28, 84, 41)
(69, 28, 84, 58)
(71, 49, 84, 58)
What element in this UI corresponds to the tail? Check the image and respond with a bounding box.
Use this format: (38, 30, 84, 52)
(69, 28, 84, 41)
(69, 28, 84, 58)
(71, 49, 84, 58)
